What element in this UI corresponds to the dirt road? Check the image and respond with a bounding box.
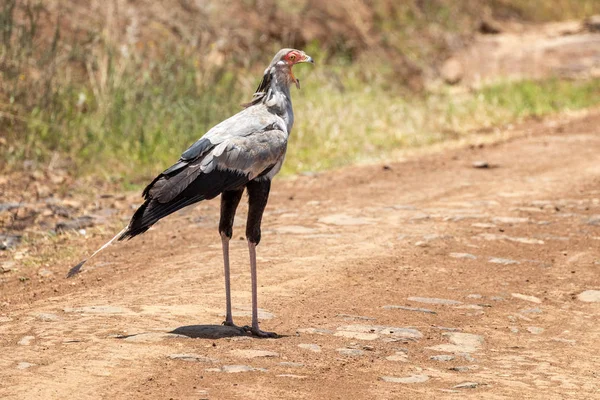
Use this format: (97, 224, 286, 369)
(1, 110, 600, 399)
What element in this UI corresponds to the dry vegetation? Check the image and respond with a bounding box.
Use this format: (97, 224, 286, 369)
(1, 0, 600, 179)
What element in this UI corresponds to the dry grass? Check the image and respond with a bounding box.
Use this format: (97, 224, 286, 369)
(1, 0, 600, 180)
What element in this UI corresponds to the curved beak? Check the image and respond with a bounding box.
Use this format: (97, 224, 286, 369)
(300, 53, 315, 65)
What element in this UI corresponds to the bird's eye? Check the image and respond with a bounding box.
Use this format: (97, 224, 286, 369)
(289, 54, 296, 61)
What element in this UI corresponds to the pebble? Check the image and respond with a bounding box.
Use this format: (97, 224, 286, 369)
(1, 261, 16, 273)
(318, 214, 372, 226)
(586, 215, 600, 226)
(492, 217, 529, 224)
(336, 325, 423, 341)
(336, 348, 365, 357)
(453, 382, 480, 389)
(407, 297, 462, 305)
(274, 226, 316, 234)
(64, 306, 133, 314)
(38, 269, 54, 277)
(298, 343, 321, 353)
(279, 362, 304, 368)
(16, 362, 36, 370)
(0, 234, 21, 251)
(472, 161, 489, 169)
(427, 332, 483, 353)
(276, 374, 307, 379)
(36, 313, 60, 321)
(526, 327, 545, 334)
(521, 308, 542, 314)
(230, 349, 279, 359)
(577, 290, 600, 302)
(383, 305, 436, 314)
(386, 352, 409, 362)
(380, 375, 430, 384)
(450, 253, 477, 260)
(18, 336, 35, 346)
(511, 293, 542, 304)
(471, 223, 496, 229)
(297, 328, 333, 335)
(336, 314, 376, 321)
(489, 257, 519, 265)
(220, 365, 266, 373)
(168, 354, 215, 363)
(466, 294, 482, 299)
(431, 355, 455, 362)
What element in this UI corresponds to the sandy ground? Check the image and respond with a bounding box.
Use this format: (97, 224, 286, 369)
(1, 110, 600, 399)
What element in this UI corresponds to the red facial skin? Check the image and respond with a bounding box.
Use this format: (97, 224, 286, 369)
(284, 50, 303, 65)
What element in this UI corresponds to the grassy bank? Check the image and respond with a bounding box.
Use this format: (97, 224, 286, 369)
(1, 0, 600, 181)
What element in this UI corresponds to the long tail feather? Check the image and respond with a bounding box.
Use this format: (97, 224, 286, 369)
(67, 226, 128, 278)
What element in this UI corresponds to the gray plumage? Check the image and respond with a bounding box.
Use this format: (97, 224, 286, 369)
(68, 49, 314, 280)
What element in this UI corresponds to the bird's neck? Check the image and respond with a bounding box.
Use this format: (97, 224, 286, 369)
(265, 67, 295, 132)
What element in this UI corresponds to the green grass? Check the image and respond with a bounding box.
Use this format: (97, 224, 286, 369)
(2, 0, 600, 181)
(284, 76, 600, 173)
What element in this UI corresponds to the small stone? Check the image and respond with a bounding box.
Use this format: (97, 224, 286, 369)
(489, 258, 519, 265)
(511, 293, 542, 304)
(527, 327, 544, 334)
(407, 297, 462, 305)
(55, 216, 95, 234)
(279, 362, 304, 368)
(318, 214, 372, 226)
(38, 269, 54, 277)
(471, 223, 497, 229)
(336, 314, 376, 321)
(230, 349, 279, 359)
(16, 362, 35, 370)
(427, 332, 483, 353)
(221, 365, 266, 373)
(336, 325, 423, 341)
(492, 217, 529, 224)
(298, 343, 321, 353)
(276, 374, 307, 379)
(168, 354, 215, 363)
(1, 261, 16, 273)
(386, 353, 409, 362)
(450, 366, 475, 372)
(577, 290, 600, 302)
(382, 305, 436, 314)
(381, 375, 430, 384)
(36, 313, 60, 321)
(0, 234, 21, 251)
(472, 161, 489, 169)
(336, 348, 365, 357)
(450, 253, 477, 260)
(430, 355, 455, 361)
(466, 294, 482, 299)
(490, 296, 505, 301)
(453, 382, 479, 389)
(297, 328, 332, 335)
(18, 336, 35, 346)
(521, 308, 542, 314)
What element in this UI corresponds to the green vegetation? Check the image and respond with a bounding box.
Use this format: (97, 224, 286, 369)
(1, 0, 600, 180)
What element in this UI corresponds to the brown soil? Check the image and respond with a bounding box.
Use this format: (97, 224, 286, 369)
(1, 110, 600, 399)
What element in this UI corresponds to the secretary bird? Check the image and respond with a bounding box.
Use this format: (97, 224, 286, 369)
(68, 49, 314, 337)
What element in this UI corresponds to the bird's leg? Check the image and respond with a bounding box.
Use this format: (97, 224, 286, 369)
(219, 189, 244, 330)
(244, 179, 277, 338)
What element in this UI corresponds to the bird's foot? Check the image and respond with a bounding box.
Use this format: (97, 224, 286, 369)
(242, 325, 278, 338)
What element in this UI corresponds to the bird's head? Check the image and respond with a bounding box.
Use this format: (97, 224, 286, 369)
(244, 49, 314, 108)
(269, 48, 314, 89)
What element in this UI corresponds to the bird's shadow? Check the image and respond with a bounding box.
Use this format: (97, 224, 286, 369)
(169, 324, 287, 339)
